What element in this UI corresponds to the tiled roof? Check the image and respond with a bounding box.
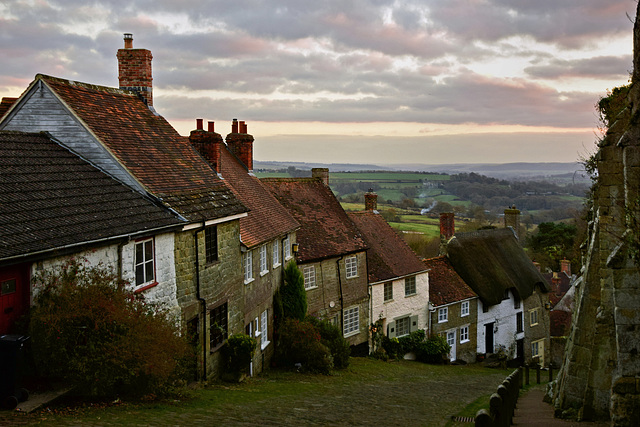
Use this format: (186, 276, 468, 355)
(0, 97, 18, 119)
(39, 75, 247, 221)
(0, 131, 183, 261)
(217, 146, 299, 248)
(261, 178, 367, 262)
(446, 228, 550, 306)
(423, 256, 477, 306)
(347, 211, 427, 283)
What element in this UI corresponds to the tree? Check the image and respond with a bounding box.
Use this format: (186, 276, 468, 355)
(280, 260, 307, 320)
(526, 222, 578, 271)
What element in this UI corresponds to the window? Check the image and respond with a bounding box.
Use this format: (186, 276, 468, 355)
(260, 309, 269, 350)
(514, 297, 521, 309)
(303, 265, 316, 289)
(135, 238, 155, 286)
(383, 282, 393, 302)
(396, 316, 410, 337)
(343, 306, 359, 336)
(345, 256, 358, 278)
(530, 308, 539, 326)
(272, 240, 280, 267)
(438, 307, 448, 323)
(284, 234, 291, 259)
(460, 326, 469, 343)
(503, 289, 510, 300)
(259, 245, 268, 275)
(243, 251, 253, 283)
(461, 301, 469, 317)
(1, 279, 16, 295)
(210, 302, 228, 350)
(404, 276, 416, 296)
(447, 330, 455, 347)
(205, 226, 218, 263)
(531, 340, 540, 358)
(516, 312, 524, 333)
(482, 302, 489, 313)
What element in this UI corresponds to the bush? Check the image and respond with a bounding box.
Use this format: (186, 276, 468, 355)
(28, 258, 190, 397)
(415, 335, 451, 364)
(280, 261, 307, 321)
(222, 333, 256, 375)
(274, 318, 333, 374)
(398, 329, 426, 355)
(307, 316, 350, 369)
(381, 336, 402, 360)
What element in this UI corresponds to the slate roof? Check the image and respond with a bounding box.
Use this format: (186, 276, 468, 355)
(446, 228, 550, 306)
(347, 211, 427, 283)
(261, 178, 367, 262)
(217, 146, 299, 248)
(39, 75, 247, 222)
(423, 256, 477, 307)
(0, 131, 183, 262)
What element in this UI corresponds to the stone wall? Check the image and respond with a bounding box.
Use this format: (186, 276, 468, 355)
(553, 5, 640, 423)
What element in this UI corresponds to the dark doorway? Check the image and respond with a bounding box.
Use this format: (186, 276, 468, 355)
(484, 322, 494, 353)
(516, 338, 525, 365)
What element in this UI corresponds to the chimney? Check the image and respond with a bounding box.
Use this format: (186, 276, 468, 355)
(504, 205, 521, 239)
(364, 189, 378, 211)
(552, 272, 562, 296)
(440, 212, 455, 241)
(312, 168, 329, 186)
(189, 119, 223, 173)
(226, 119, 254, 170)
(533, 261, 541, 272)
(560, 259, 571, 276)
(117, 33, 153, 108)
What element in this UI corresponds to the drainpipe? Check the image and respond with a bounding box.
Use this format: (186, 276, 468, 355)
(336, 256, 344, 334)
(194, 223, 207, 380)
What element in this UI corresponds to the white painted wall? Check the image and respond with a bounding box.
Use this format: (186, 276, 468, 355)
(476, 290, 524, 358)
(371, 272, 429, 336)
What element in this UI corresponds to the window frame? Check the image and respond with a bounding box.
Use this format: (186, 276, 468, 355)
(438, 307, 448, 323)
(383, 282, 393, 302)
(260, 309, 269, 350)
(284, 234, 292, 260)
(272, 240, 280, 268)
(343, 306, 360, 337)
(259, 245, 268, 275)
(531, 340, 540, 358)
(345, 256, 358, 279)
(404, 276, 416, 296)
(205, 226, 218, 264)
(516, 311, 524, 333)
(461, 301, 469, 317)
(134, 237, 156, 288)
(303, 265, 317, 289)
(210, 302, 228, 351)
(529, 308, 539, 326)
(243, 250, 254, 284)
(460, 325, 469, 343)
(396, 316, 410, 337)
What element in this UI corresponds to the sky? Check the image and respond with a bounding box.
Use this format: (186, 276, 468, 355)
(0, 0, 634, 166)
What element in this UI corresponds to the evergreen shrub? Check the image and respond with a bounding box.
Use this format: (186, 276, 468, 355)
(307, 316, 350, 369)
(274, 318, 333, 374)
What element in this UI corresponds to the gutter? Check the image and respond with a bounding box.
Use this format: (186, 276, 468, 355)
(336, 255, 344, 334)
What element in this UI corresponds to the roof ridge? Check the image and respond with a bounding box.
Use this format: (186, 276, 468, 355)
(37, 74, 135, 97)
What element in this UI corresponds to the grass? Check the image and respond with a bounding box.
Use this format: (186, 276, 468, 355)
(13, 358, 510, 426)
(389, 221, 440, 238)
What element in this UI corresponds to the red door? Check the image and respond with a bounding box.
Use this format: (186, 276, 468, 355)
(0, 266, 29, 335)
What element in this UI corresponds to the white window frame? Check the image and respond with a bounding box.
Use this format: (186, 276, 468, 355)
(461, 301, 469, 317)
(396, 316, 410, 337)
(243, 250, 254, 284)
(383, 282, 393, 302)
(446, 330, 456, 347)
(134, 238, 155, 287)
(345, 256, 358, 279)
(460, 325, 469, 343)
(272, 240, 280, 268)
(530, 308, 539, 326)
(284, 234, 292, 260)
(532, 340, 540, 358)
(303, 265, 316, 289)
(404, 276, 416, 296)
(438, 307, 448, 323)
(260, 309, 269, 350)
(259, 245, 268, 275)
(343, 306, 359, 337)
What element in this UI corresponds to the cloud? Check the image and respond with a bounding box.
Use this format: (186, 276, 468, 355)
(525, 55, 632, 80)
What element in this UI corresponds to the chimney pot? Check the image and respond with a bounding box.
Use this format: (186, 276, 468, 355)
(312, 168, 329, 186)
(196, 118, 203, 130)
(123, 33, 133, 49)
(208, 121, 215, 132)
(364, 189, 378, 211)
(232, 119, 239, 133)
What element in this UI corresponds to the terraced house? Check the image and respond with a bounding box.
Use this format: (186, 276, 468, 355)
(262, 170, 370, 354)
(0, 35, 250, 379)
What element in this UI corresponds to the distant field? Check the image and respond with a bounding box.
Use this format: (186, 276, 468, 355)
(255, 172, 292, 178)
(388, 221, 440, 238)
(330, 172, 449, 182)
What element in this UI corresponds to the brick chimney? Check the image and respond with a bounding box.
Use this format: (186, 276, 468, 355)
(117, 33, 153, 108)
(226, 119, 254, 170)
(189, 119, 223, 173)
(504, 205, 521, 239)
(364, 189, 378, 211)
(312, 168, 329, 186)
(560, 259, 571, 276)
(440, 212, 455, 241)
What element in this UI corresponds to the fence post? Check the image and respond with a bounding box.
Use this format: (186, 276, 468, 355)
(518, 366, 524, 389)
(536, 365, 541, 384)
(475, 409, 493, 427)
(490, 393, 503, 427)
(525, 364, 529, 385)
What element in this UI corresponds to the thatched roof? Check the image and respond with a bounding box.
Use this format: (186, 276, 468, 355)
(446, 228, 549, 306)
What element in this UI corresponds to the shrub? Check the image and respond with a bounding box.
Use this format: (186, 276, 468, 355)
(222, 333, 256, 375)
(415, 335, 451, 364)
(28, 258, 190, 397)
(274, 318, 333, 374)
(381, 336, 402, 360)
(280, 261, 307, 321)
(307, 316, 350, 369)
(398, 329, 426, 355)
